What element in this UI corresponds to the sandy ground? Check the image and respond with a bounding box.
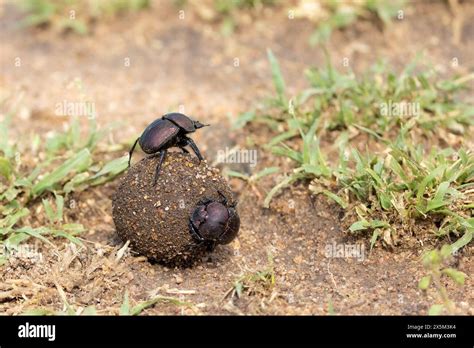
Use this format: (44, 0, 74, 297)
(0, 0, 473, 315)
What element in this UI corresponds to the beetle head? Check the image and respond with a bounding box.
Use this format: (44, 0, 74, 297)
(193, 120, 209, 129)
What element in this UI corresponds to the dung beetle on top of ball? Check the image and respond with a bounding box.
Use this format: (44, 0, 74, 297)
(128, 112, 209, 185)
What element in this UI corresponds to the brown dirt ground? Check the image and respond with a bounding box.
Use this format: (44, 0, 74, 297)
(0, 0, 473, 315)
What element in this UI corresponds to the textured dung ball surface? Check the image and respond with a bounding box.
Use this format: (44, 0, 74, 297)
(112, 152, 236, 267)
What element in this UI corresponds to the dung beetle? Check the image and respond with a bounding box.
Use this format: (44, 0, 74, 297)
(128, 113, 208, 185)
(189, 191, 240, 251)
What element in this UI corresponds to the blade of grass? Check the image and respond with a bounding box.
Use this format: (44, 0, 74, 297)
(32, 148, 92, 196)
(267, 49, 287, 107)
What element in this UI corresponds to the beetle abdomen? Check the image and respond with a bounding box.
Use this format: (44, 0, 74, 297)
(139, 119, 179, 153)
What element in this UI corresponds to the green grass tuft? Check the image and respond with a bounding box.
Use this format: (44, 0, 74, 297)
(241, 51, 473, 313)
(0, 108, 128, 265)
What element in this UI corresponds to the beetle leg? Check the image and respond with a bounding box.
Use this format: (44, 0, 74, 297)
(181, 147, 190, 154)
(152, 150, 167, 186)
(217, 190, 228, 205)
(206, 240, 217, 252)
(128, 137, 140, 168)
(197, 198, 213, 206)
(188, 219, 205, 242)
(217, 190, 238, 208)
(189, 219, 217, 251)
(184, 137, 204, 162)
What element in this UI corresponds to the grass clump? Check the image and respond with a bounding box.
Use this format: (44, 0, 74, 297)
(0, 101, 128, 265)
(119, 291, 193, 315)
(290, 0, 406, 45)
(237, 51, 473, 312)
(185, 0, 403, 39)
(419, 244, 467, 315)
(15, 0, 150, 34)
(246, 50, 473, 246)
(183, 0, 278, 35)
(241, 50, 473, 139)
(225, 253, 275, 300)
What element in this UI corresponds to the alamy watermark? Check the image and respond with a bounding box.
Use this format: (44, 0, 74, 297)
(216, 147, 258, 167)
(18, 322, 55, 341)
(325, 240, 365, 262)
(380, 100, 420, 118)
(55, 100, 96, 119)
(1, 243, 43, 262)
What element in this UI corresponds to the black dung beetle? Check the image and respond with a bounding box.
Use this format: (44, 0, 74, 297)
(189, 191, 240, 251)
(128, 113, 208, 185)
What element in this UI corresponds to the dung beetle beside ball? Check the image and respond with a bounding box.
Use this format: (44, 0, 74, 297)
(189, 191, 240, 251)
(128, 113, 209, 185)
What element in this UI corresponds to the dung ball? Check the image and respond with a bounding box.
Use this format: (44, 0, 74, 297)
(112, 152, 239, 267)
